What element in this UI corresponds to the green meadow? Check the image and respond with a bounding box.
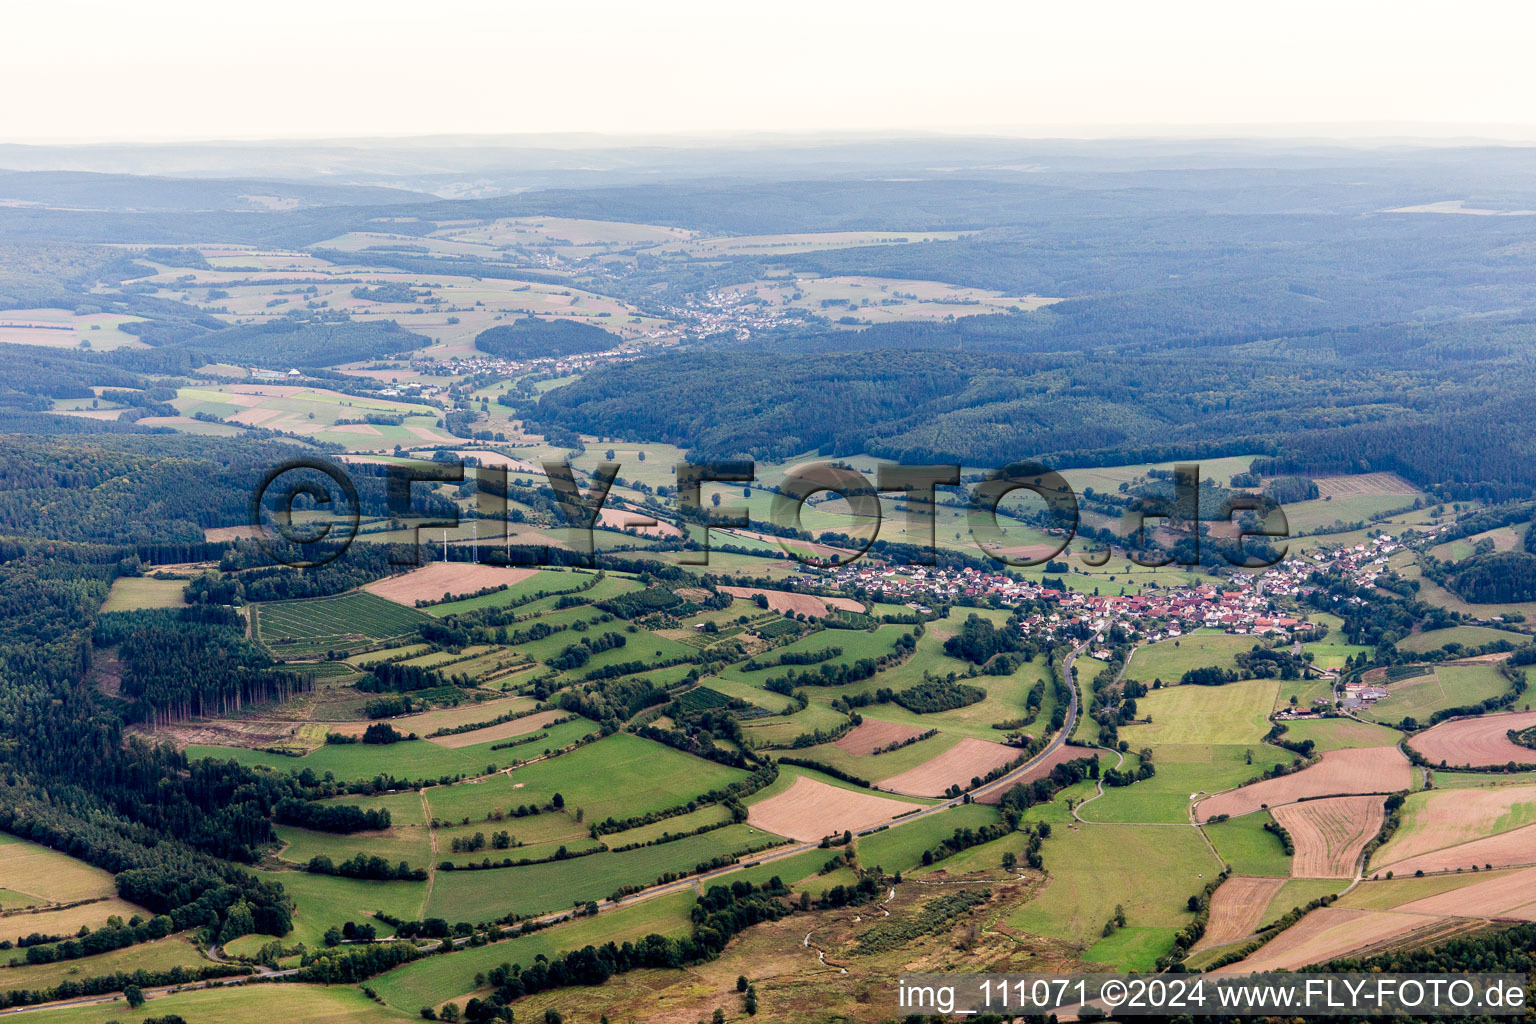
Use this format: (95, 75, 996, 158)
(372, 890, 697, 1010)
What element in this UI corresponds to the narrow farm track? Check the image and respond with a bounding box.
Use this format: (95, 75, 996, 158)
(1072, 744, 1124, 823)
(420, 787, 438, 915)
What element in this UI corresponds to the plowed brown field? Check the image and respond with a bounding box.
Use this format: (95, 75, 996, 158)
(1378, 823, 1536, 876)
(1393, 864, 1536, 920)
(1218, 907, 1442, 972)
(363, 562, 539, 605)
(1196, 747, 1410, 822)
(881, 738, 1022, 797)
(429, 709, 567, 749)
(1408, 711, 1536, 768)
(719, 586, 865, 618)
(833, 719, 929, 756)
(1193, 876, 1286, 950)
(1272, 796, 1384, 877)
(1374, 785, 1536, 869)
(746, 776, 922, 842)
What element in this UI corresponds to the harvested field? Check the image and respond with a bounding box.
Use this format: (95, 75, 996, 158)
(1374, 785, 1536, 869)
(364, 562, 540, 606)
(1378, 823, 1536, 876)
(407, 424, 452, 442)
(0, 836, 118, 904)
(1196, 747, 1410, 822)
(976, 745, 1088, 804)
(881, 737, 1021, 797)
(1219, 907, 1443, 972)
(745, 775, 920, 842)
(429, 709, 566, 749)
(1272, 796, 1384, 877)
(1392, 864, 1536, 920)
(1408, 710, 1536, 768)
(1193, 876, 1285, 950)
(451, 449, 541, 474)
(833, 719, 929, 757)
(204, 524, 262, 541)
(1312, 473, 1418, 498)
(328, 696, 536, 739)
(718, 585, 865, 618)
(722, 530, 856, 560)
(1, 898, 151, 945)
(597, 506, 683, 537)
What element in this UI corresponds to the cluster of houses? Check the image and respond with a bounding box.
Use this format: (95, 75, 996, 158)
(810, 561, 1320, 646)
(1256, 532, 1403, 600)
(661, 288, 808, 341)
(798, 528, 1488, 721)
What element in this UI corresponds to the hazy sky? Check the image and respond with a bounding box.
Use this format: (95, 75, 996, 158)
(6, 0, 1536, 143)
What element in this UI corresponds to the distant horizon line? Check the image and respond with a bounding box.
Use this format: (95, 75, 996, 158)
(8, 122, 1536, 149)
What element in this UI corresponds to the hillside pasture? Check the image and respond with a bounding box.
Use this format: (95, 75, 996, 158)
(1362, 661, 1514, 723)
(0, 833, 120, 906)
(1278, 716, 1401, 751)
(1204, 812, 1291, 876)
(1397, 624, 1526, 654)
(857, 803, 1001, 875)
(424, 734, 748, 827)
(1121, 633, 1259, 686)
(372, 890, 696, 1011)
(1428, 525, 1525, 563)
(1120, 678, 1279, 746)
(1006, 822, 1216, 965)
(0, 933, 208, 997)
(99, 576, 188, 612)
(1081, 744, 1293, 825)
(274, 820, 433, 869)
(0, 977, 390, 1024)
(422, 823, 780, 922)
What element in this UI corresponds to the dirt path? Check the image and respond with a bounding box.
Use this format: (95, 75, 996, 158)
(1072, 745, 1123, 823)
(420, 788, 438, 915)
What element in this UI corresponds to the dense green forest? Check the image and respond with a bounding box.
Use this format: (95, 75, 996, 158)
(536, 334, 1536, 498)
(159, 318, 428, 368)
(474, 316, 621, 359)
